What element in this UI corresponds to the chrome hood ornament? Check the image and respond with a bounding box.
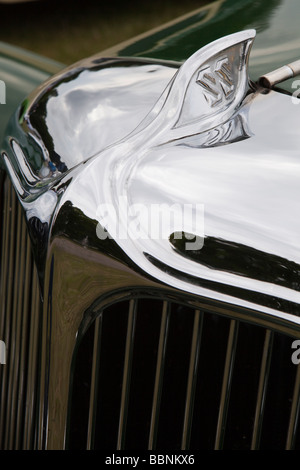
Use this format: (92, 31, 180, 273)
(128, 29, 256, 140)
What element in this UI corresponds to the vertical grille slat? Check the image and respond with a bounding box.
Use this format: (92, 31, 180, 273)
(23, 264, 41, 450)
(286, 363, 300, 449)
(214, 319, 239, 450)
(86, 315, 102, 450)
(181, 310, 202, 450)
(68, 296, 300, 450)
(0, 176, 41, 450)
(251, 329, 274, 449)
(148, 301, 170, 450)
(117, 299, 137, 450)
(16, 235, 33, 449)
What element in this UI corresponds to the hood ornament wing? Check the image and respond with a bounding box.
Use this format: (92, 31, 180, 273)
(129, 29, 256, 143)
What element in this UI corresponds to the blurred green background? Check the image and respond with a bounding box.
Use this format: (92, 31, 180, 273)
(0, 0, 210, 65)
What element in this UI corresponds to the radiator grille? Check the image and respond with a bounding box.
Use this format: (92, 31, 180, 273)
(0, 175, 41, 450)
(67, 297, 300, 450)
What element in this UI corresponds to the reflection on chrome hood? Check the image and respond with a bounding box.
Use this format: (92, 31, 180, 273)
(2, 30, 300, 316)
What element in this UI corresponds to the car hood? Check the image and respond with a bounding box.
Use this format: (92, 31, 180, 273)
(2, 28, 300, 318)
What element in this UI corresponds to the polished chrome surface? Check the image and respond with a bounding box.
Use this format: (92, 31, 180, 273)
(50, 30, 300, 316)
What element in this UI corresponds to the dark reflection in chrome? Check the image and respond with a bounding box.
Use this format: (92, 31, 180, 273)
(170, 234, 300, 292)
(144, 251, 300, 316)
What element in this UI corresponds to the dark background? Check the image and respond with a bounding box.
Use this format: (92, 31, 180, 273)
(0, 0, 210, 64)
